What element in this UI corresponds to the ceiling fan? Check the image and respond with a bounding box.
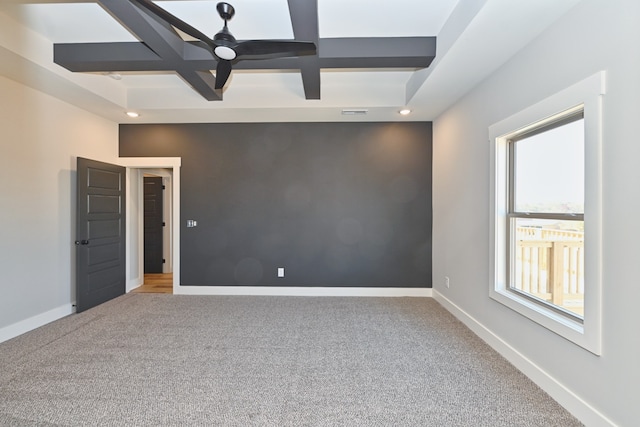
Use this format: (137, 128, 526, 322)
(131, 0, 317, 90)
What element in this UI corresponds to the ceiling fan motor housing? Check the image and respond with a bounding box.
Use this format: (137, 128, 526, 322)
(213, 26, 237, 60)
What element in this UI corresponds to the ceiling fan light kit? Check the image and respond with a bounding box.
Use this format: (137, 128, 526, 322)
(214, 46, 237, 61)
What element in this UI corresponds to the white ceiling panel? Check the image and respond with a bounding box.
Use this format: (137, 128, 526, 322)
(160, 0, 295, 40)
(317, 0, 459, 38)
(3, 3, 138, 42)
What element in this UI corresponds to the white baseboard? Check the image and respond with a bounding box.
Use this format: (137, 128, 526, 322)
(0, 303, 75, 344)
(175, 286, 432, 297)
(126, 277, 143, 293)
(433, 291, 615, 427)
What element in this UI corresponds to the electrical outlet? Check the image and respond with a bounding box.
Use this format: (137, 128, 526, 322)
(277, 267, 285, 278)
(445, 276, 450, 288)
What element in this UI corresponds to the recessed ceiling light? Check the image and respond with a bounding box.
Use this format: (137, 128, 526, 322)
(399, 109, 412, 116)
(126, 111, 140, 118)
(107, 72, 122, 81)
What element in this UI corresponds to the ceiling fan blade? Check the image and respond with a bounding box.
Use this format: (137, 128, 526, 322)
(234, 40, 316, 59)
(215, 60, 233, 89)
(130, 0, 213, 46)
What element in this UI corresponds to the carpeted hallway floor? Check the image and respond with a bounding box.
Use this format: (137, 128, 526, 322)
(0, 294, 582, 426)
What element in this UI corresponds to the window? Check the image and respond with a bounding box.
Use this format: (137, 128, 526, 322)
(489, 72, 605, 354)
(508, 110, 585, 319)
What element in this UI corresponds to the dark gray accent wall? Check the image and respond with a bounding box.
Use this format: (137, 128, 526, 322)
(120, 122, 432, 288)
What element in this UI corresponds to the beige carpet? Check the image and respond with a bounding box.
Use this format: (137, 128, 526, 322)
(0, 294, 582, 426)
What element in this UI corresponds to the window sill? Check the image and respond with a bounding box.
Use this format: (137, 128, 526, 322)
(489, 286, 592, 347)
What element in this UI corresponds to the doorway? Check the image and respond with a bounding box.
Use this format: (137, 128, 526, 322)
(119, 157, 181, 295)
(141, 169, 173, 293)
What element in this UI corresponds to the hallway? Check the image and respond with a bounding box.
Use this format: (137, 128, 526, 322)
(131, 274, 173, 294)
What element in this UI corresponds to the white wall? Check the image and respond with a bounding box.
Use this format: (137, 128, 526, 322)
(0, 75, 119, 339)
(432, 0, 640, 425)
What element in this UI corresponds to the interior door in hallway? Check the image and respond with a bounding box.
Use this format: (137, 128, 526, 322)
(76, 157, 126, 313)
(144, 176, 164, 273)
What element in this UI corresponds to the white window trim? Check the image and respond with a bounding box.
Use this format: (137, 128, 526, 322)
(489, 71, 605, 355)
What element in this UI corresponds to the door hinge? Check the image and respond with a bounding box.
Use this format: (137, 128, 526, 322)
(162, 259, 166, 264)
(162, 185, 166, 190)
(162, 222, 166, 227)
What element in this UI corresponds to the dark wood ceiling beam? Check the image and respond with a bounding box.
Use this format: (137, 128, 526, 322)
(178, 69, 221, 101)
(287, 0, 318, 40)
(55, 37, 435, 72)
(54, 43, 164, 72)
(98, 0, 180, 58)
(97, 0, 221, 100)
(295, 58, 319, 99)
(287, 0, 320, 99)
(318, 37, 436, 68)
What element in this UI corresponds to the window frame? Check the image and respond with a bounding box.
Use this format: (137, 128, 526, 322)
(506, 109, 585, 321)
(489, 72, 605, 355)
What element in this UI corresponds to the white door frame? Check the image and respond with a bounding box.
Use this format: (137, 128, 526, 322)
(119, 157, 181, 293)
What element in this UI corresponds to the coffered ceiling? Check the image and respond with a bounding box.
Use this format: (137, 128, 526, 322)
(0, 0, 582, 123)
